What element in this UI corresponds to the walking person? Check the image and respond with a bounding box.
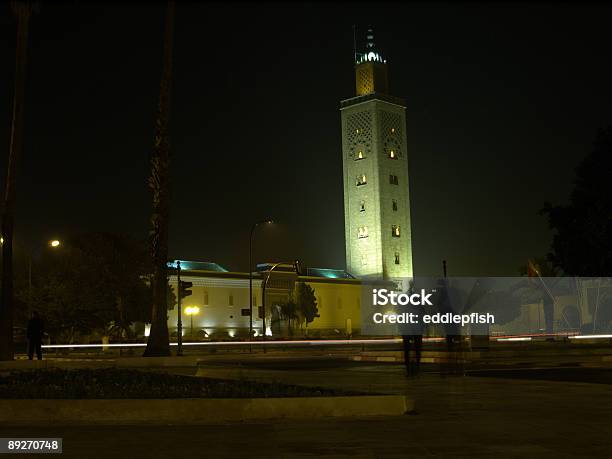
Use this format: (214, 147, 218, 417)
(402, 299, 425, 377)
(436, 277, 461, 375)
(27, 311, 44, 360)
(402, 332, 423, 376)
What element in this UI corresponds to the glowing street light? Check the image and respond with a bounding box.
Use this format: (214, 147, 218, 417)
(49, 240, 60, 248)
(185, 306, 200, 338)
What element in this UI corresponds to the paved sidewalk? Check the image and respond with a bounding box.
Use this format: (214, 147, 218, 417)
(2, 371, 611, 458)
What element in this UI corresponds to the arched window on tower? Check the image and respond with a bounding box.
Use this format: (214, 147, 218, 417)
(356, 174, 367, 186)
(391, 225, 400, 237)
(361, 255, 368, 266)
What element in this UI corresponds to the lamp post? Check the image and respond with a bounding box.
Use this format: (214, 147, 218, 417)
(261, 260, 300, 341)
(249, 219, 273, 341)
(176, 260, 182, 356)
(27, 240, 61, 311)
(185, 306, 199, 338)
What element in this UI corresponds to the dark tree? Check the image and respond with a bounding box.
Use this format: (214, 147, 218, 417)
(144, 1, 175, 357)
(541, 127, 612, 276)
(0, 1, 34, 361)
(279, 299, 298, 337)
(22, 233, 152, 343)
(294, 282, 319, 329)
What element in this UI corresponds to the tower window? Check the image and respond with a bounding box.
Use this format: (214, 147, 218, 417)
(360, 200, 366, 212)
(358, 226, 369, 238)
(356, 174, 367, 186)
(392, 199, 398, 211)
(355, 129, 360, 134)
(389, 174, 399, 185)
(357, 150, 365, 160)
(391, 128, 395, 134)
(392, 225, 401, 237)
(388, 149, 397, 159)
(395, 252, 400, 265)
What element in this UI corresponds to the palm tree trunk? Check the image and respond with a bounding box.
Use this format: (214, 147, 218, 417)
(0, 1, 33, 361)
(143, 1, 175, 357)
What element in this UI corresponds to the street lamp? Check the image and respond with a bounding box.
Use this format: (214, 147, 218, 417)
(261, 260, 300, 340)
(249, 219, 273, 340)
(27, 240, 62, 308)
(185, 305, 200, 338)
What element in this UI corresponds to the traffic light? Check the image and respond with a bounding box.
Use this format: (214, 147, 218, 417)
(179, 280, 193, 299)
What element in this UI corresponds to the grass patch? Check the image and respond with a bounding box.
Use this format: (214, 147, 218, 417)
(0, 368, 356, 399)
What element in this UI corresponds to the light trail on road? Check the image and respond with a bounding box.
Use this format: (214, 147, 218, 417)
(41, 338, 402, 349)
(40, 332, 610, 350)
(41, 338, 447, 350)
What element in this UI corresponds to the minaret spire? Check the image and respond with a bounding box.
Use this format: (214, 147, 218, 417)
(366, 26, 375, 52)
(354, 25, 388, 95)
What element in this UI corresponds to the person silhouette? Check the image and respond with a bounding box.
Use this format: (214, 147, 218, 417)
(401, 315, 424, 376)
(402, 282, 426, 377)
(26, 311, 44, 360)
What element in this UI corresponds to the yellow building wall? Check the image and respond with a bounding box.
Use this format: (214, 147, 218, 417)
(166, 275, 363, 338)
(303, 280, 362, 333)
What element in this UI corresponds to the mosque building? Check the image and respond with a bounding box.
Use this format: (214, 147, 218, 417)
(164, 27, 413, 339)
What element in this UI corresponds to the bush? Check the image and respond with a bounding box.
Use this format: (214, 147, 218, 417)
(0, 368, 354, 399)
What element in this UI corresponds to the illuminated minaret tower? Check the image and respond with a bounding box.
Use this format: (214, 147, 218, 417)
(341, 26, 413, 282)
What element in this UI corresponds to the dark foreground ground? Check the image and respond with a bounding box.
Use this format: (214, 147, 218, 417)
(2, 357, 612, 458)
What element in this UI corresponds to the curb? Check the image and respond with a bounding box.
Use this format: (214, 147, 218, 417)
(0, 395, 413, 424)
(352, 353, 470, 364)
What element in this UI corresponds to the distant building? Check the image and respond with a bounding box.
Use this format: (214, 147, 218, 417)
(341, 26, 414, 284)
(490, 278, 612, 336)
(165, 260, 362, 339)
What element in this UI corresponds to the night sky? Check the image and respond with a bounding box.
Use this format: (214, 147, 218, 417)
(1, 2, 611, 276)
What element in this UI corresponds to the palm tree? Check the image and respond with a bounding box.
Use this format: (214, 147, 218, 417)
(143, 1, 175, 357)
(0, 1, 35, 361)
(279, 300, 298, 337)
